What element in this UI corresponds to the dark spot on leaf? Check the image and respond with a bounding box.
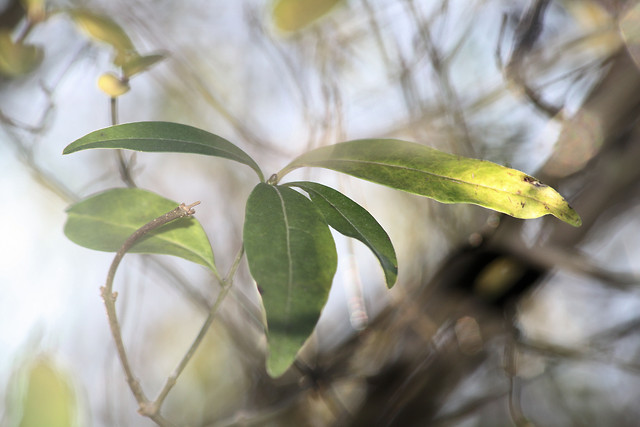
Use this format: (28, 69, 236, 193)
(520, 202, 526, 208)
(523, 175, 546, 188)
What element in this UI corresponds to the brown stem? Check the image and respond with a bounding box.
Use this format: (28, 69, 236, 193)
(101, 201, 200, 426)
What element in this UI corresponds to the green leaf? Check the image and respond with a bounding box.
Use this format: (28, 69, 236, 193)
(63, 121, 264, 181)
(279, 139, 582, 227)
(0, 31, 43, 77)
(243, 183, 337, 376)
(64, 188, 216, 271)
(69, 9, 136, 65)
(122, 53, 165, 78)
(288, 181, 397, 288)
(272, 0, 344, 32)
(15, 357, 77, 427)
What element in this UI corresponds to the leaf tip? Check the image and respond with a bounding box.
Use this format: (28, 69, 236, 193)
(564, 208, 582, 228)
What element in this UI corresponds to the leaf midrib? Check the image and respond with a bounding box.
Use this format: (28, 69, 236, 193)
(84, 136, 246, 160)
(305, 158, 555, 206)
(304, 187, 378, 254)
(272, 186, 294, 322)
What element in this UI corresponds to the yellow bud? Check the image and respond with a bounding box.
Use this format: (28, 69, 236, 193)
(97, 72, 129, 97)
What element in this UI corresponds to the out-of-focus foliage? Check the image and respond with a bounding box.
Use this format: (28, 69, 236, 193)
(4, 356, 78, 427)
(69, 8, 135, 66)
(121, 53, 164, 79)
(272, 0, 345, 32)
(620, 3, 640, 68)
(0, 32, 42, 77)
(20, 0, 45, 23)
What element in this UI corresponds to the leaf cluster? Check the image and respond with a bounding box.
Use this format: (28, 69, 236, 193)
(63, 121, 580, 376)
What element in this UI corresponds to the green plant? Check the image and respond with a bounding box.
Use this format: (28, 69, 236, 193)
(23, 3, 581, 422)
(35, 1, 580, 422)
(62, 116, 580, 389)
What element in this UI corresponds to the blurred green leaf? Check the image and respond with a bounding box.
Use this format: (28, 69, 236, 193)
(68, 8, 136, 65)
(272, 0, 344, 32)
(279, 139, 582, 227)
(243, 183, 337, 376)
(288, 181, 397, 287)
(122, 53, 165, 78)
(17, 357, 77, 427)
(64, 188, 216, 271)
(63, 121, 264, 181)
(0, 31, 43, 77)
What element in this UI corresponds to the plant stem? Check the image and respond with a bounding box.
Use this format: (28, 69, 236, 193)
(110, 96, 137, 187)
(153, 245, 244, 409)
(101, 201, 200, 425)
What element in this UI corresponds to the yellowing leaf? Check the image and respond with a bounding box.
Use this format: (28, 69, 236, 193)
(0, 31, 43, 77)
(69, 9, 136, 64)
(279, 139, 582, 227)
(122, 53, 165, 78)
(272, 0, 344, 32)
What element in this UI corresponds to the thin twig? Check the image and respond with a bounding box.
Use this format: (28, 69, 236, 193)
(503, 0, 560, 117)
(110, 96, 138, 188)
(406, 0, 475, 156)
(505, 334, 532, 427)
(101, 201, 201, 425)
(152, 245, 244, 410)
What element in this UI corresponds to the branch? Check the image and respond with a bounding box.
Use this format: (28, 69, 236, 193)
(101, 201, 200, 426)
(151, 245, 244, 410)
(109, 96, 138, 188)
(501, 0, 561, 117)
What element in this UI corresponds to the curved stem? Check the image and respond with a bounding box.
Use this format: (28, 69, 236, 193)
(101, 201, 200, 426)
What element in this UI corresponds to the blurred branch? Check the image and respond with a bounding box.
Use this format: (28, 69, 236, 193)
(124, 5, 289, 158)
(244, 8, 320, 152)
(589, 316, 640, 345)
(501, 0, 561, 117)
(1, 122, 79, 203)
(153, 245, 243, 412)
(406, 0, 474, 155)
(519, 338, 640, 375)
